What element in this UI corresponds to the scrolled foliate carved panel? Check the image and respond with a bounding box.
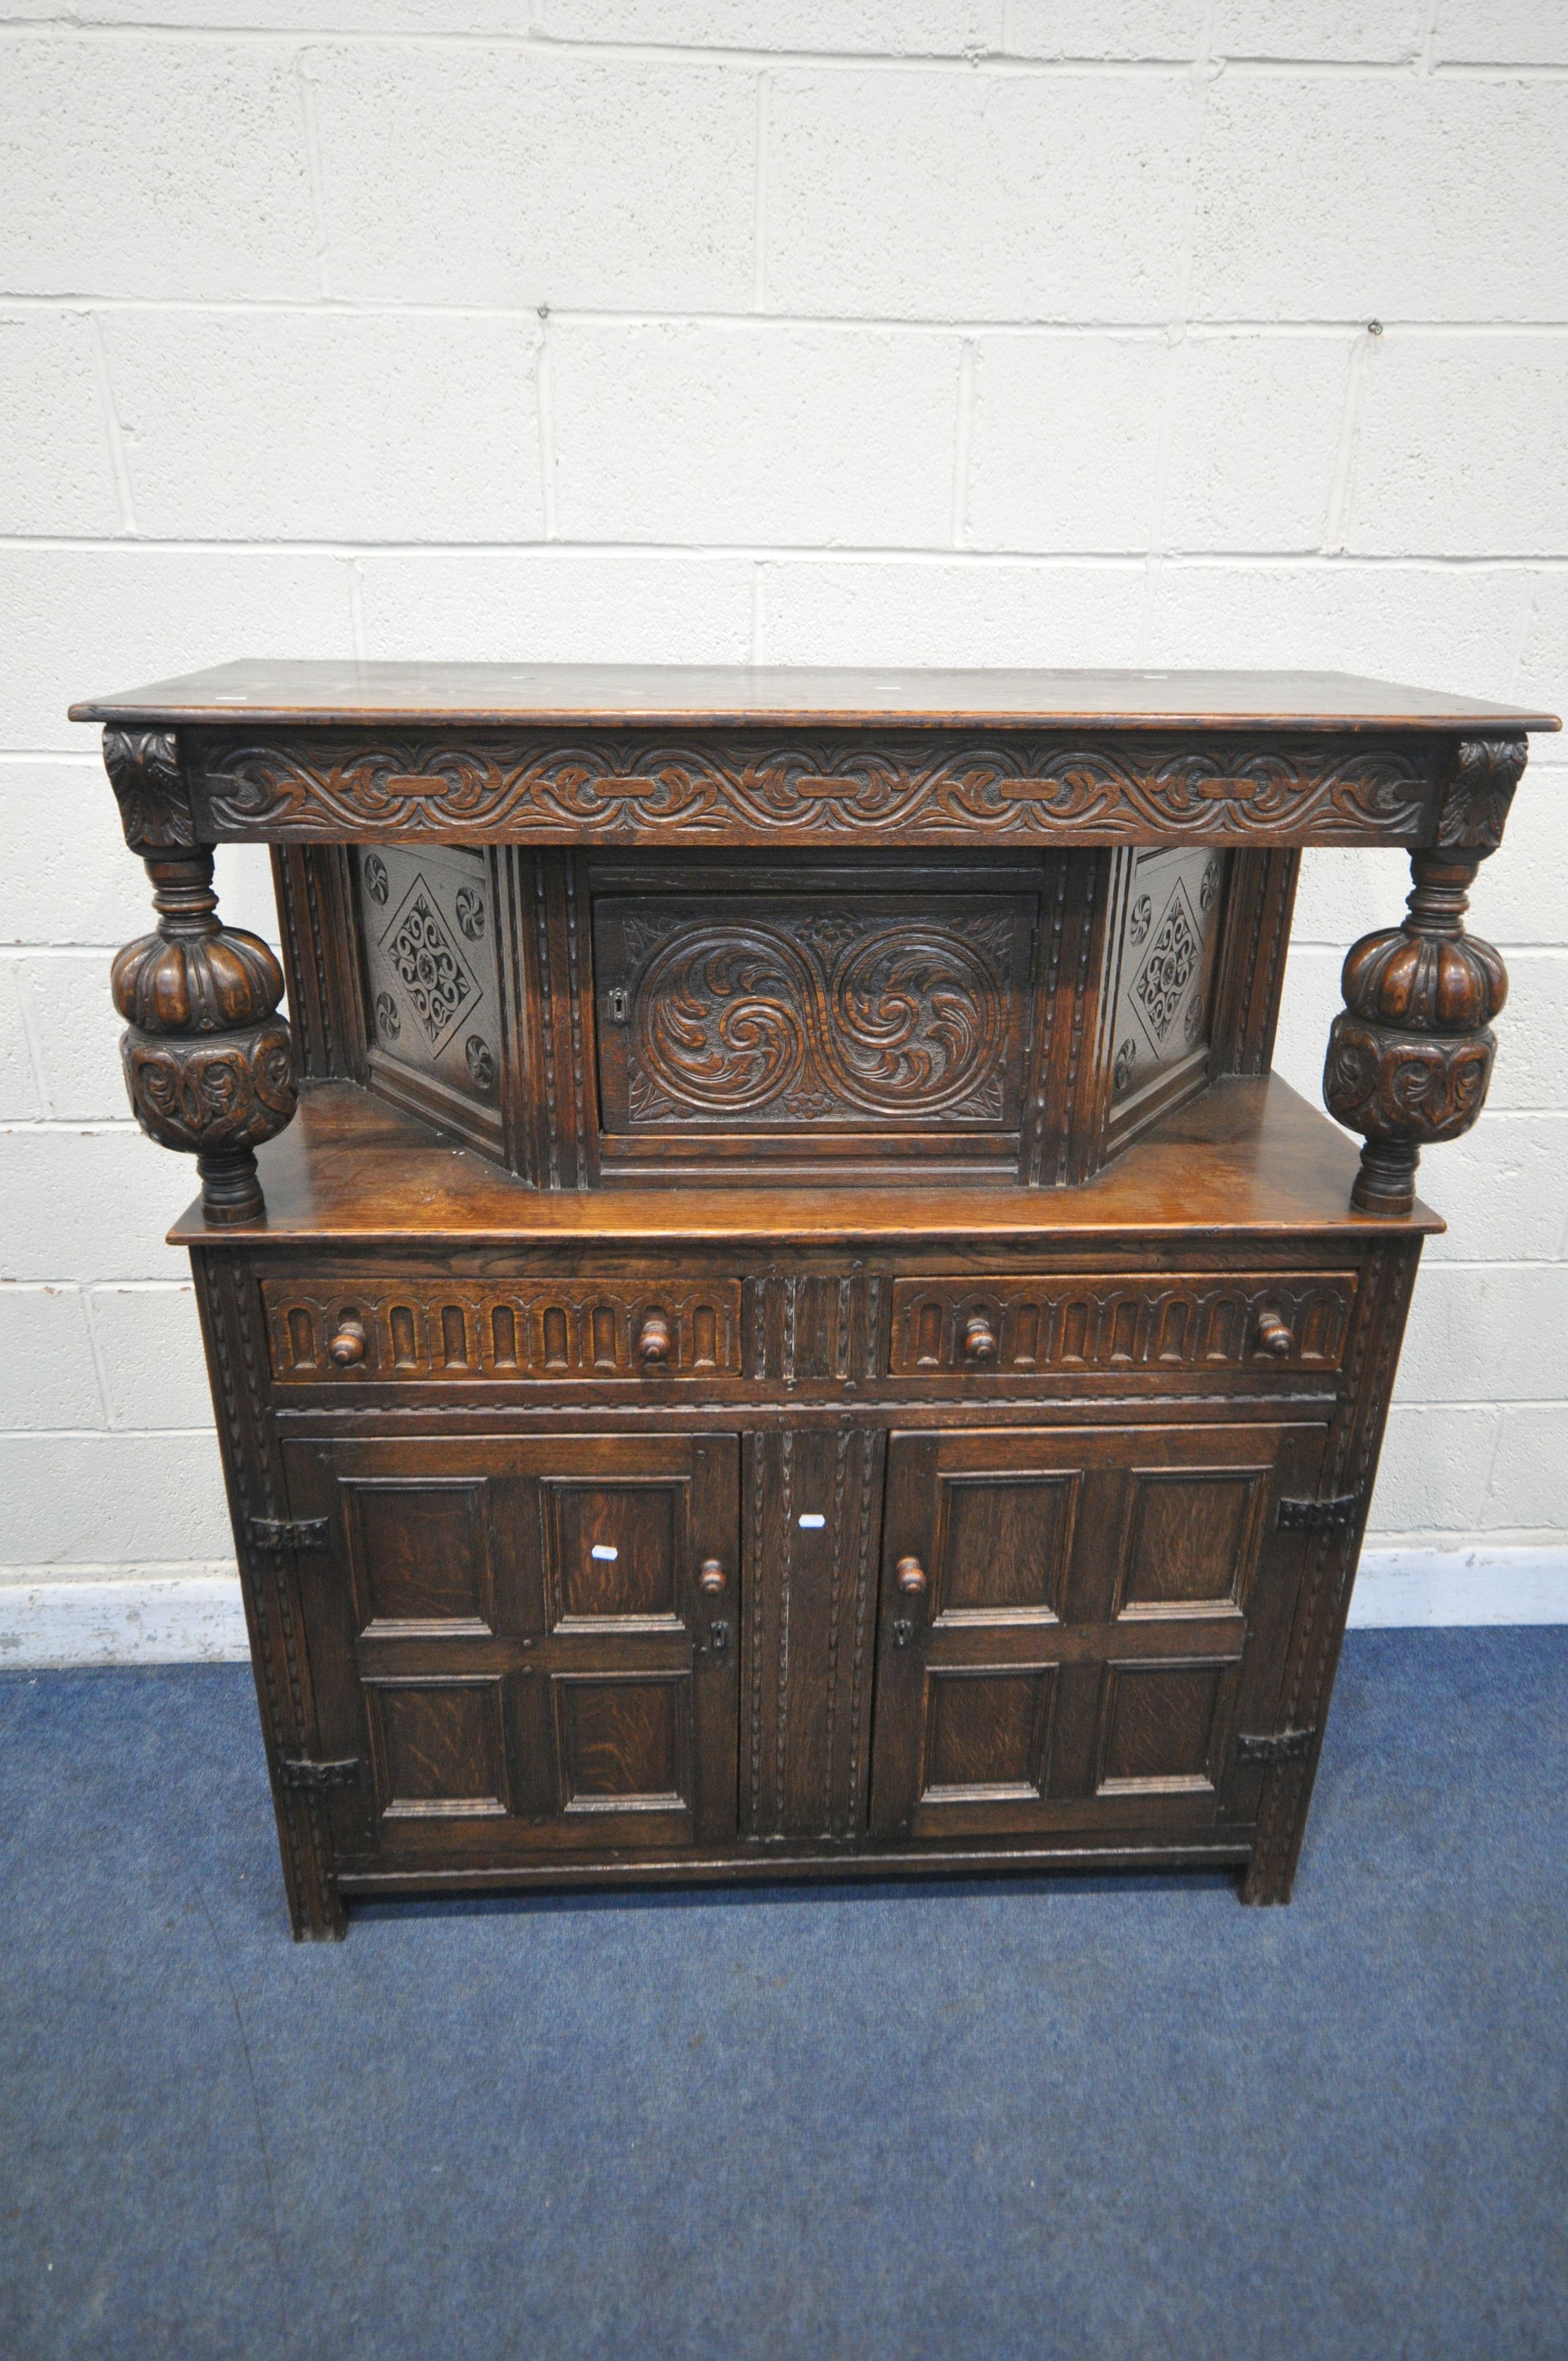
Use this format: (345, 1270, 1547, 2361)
(595, 895, 1034, 1132)
(188, 728, 1440, 848)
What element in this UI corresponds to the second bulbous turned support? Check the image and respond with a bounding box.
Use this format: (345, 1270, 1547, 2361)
(112, 848, 298, 1226)
(1323, 849, 1507, 1218)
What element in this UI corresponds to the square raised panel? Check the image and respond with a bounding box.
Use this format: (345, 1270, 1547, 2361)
(544, 1478, 687, 1625)
(553, 1673, 690, 1813)
(343, 1478, 493, 1633)
(367, 1678, 509, 1819)
(934, 1472, 1077, 1620)
(922, 1666, 1056, 1801)
(1117, 1468, 1266, 1618)
(1094, 1659, 1238, 1796)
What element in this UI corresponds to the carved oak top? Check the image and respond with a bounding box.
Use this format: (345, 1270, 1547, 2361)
(69, 660, 1559, 733)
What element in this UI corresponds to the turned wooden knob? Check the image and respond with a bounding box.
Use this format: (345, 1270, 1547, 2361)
(636, 1311, 672, 1366)
(328, 1314, 367, 1367)
(1255, 1310, 1294, 1359)
(962, 1313, 999, 1363)
(895, 1556, 927, 1596)
(698, 1559, 727, 1596)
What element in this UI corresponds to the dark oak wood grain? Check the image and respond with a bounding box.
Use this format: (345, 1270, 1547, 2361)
(79, 661, 1531, 1936)
(68, 659, 1562, 731)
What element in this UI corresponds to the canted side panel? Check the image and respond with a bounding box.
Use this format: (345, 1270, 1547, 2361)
(355, 841, 505, 1156)
(1104, 845, 1229, 1149)
(889, 1272, 1358, 1378)
(262, 1277, 742, 1380)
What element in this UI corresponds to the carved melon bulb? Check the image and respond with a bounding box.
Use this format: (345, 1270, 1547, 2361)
(1340, 924, 1506, 1035)
(111, 927, 285, 1035)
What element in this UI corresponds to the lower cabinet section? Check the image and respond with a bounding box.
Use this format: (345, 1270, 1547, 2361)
(280, 1415, 1327, 1883)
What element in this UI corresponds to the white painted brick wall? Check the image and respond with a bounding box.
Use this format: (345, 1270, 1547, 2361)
(1, 4, 1564, 1654)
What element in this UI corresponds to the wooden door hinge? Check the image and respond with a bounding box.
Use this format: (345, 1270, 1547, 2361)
(276, 1755, 362, 1792)
(1276, 1494, 1360, 1533)
(1236, 1728, 1315, 1765)
(247, 1516, 330, 1553)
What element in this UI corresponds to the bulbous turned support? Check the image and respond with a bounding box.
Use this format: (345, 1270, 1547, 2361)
(111, 848, 298, 1226)
(1323, 848, 1507, 1218)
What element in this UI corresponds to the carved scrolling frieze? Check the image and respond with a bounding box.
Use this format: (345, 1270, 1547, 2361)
(186, 730, 1441, 848)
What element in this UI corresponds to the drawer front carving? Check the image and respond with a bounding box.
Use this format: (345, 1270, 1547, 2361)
(889, 1272, 1358, 1378)
(263, 1278, 743, 1382)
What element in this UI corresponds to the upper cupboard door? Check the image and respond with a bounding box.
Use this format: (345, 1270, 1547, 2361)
(868, 1422, 1329, 1844)
(281, 1433, 741, 1860)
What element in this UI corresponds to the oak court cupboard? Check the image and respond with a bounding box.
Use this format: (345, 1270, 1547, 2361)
(70, 661, 1559, 1938)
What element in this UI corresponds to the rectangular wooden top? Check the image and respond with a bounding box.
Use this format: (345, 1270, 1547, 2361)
(73, 661, 1558, 735)
(168, 1075, 1441, 1249)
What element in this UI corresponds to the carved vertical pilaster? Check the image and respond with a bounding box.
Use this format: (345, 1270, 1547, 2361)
(104, 732, 298, 1225)
(192, 1249, 346, 1940)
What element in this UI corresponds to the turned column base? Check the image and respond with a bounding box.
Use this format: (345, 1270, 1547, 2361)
(196, 1147, 265, 1225)
(1349, 1140, 1420, 1219)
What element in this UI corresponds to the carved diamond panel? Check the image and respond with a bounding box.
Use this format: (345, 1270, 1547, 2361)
(1133, 879, 1200, 1047)
(355, 841, 500, 1117)
(1109, 847, 1227, 1106)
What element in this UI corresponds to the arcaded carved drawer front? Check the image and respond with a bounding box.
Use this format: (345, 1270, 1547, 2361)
(888, 1273, 1359, 1378)
(263, 1279, 743, 1382)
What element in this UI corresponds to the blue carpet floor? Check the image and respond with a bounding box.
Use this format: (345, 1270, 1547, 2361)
(1, 1629, 1565, 2360)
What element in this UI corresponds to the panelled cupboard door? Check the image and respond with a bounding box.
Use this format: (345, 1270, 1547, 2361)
(280, 1433, 740, 1861)
(868, 1423, 1329, 1843)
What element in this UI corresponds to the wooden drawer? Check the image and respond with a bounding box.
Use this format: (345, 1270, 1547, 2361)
(262, 1276, 743, 1383)
(888, 1272, 1358, 1379)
